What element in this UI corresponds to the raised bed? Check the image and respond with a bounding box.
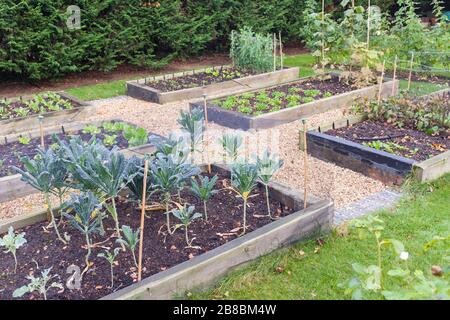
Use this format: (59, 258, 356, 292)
(299, 112, 450, 185)
(190, 74, 399, 130)
(0, 164, 333, 300)
(0, 120, 159, 203)
(126, 66, 300, 104)
(0, 92, 92, 136)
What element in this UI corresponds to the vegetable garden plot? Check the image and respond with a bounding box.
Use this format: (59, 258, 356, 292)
(126, 66, 300, 104)
(0, 92, 91, 136)
(0, 164, 332, 300)
(190, 74, 399, 130)
(300, 90, 450, 185)
(0, 121, 158, 203)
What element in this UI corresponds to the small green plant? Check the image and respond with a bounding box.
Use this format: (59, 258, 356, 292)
(98, 247, 121, 288)
(14, 107, 29, 117)
(303, 89, 321, 98)
(116, 225, 140, 268)
(190, 175, 218, 221)
(219, 132, 243, 163)
(323, 91, 333, 98)
(177, 109, 204, 154)
(363, 140, 408, 155)
(103, 134, 117, 147)
(231, 162, 258, 235)
(102, 122, 118, 133)
(0, 226, 27, 273)
(82, 125, 101, 136)
(18, 136, 31, 145)
(63, 192, 104, 270)
(256, 150, 284, 219)
(13, 267, 63, 300)
(172, 204, 203, 247)
(124, 126, 148, 147)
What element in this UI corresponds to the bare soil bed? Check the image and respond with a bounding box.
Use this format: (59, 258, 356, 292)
(212, 76, 362, 116)
(0, 170, 294, 300)
(326, 120, 449, 161)
(146, 67, 255, 92)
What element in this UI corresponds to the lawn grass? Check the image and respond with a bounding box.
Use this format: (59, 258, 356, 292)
(188, 174, 450, 300)
(399, 80, 448, 96)
(66, 80, 127, 101)
(283, 53, 316, 77)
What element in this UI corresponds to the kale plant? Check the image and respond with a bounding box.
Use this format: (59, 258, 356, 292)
(98, 247, 121, 288)
(0, 226, 27, 273)
(177, 109, 204, 155)
(116, 225, 140, 268)
(190, 175, 218, 221)
(13, 267, 63, 300)
(172, 204, 202, 247)
(219, 132, 243, 164)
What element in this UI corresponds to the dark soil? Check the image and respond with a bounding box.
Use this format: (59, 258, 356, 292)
(384, 70, 449, 86)
(0, 124, 134, 178)
(0, 170, 295, 300)
(326, 120, 449, 161)
(214, 76, 357, 116)
(147, 67, 255, 92)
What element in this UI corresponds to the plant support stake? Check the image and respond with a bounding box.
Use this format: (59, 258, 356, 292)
(302, 119, 308, 209)
(273, 33, 277, 72)
(407, 52, 415, 91)
(137, 159, 149, 282)
(202, 94, 211, 174)
(377, 59, 386, 104)
(279, 31, 283, 70)
(391, 55, 398, 96)
(38, 115, 45, 149)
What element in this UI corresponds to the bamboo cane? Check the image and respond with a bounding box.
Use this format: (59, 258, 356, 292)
(38, 115, 45, 149)
(279, 31, 283, 70)
(377, 59, 386, 104)
(367, 0, 371, 50)
(407, 52, 415, 91)
(137, 159, 149, 282)
(392, 55, 398, 96)
(321, 0, 325, 69)
(273, 33, 277, 72)
(302, 119, 308, 209)
(202, 94, 211, 174)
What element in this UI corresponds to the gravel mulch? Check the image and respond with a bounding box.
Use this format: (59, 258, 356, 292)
(0, 97, 386, 221)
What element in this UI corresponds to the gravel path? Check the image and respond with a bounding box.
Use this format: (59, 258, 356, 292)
(0, 96, 388, 221)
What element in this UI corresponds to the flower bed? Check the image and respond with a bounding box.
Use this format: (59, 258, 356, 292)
(0, 92, 91, 136)
(126, 66, 300, 104)
(190, 74, 399, 130)
(0, 121, 158, 203)
(300, 90, 450, 184)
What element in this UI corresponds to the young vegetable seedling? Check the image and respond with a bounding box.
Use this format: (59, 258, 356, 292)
(98, 247, 121, 288)
(0, 226, 27, 273)
(190, 175, 218, 221)
(13, 267, 63, 300)
(172, 204, 203, 248)
(231, 162, 258, 235)
(116, 225, 140, 268)
(219, 132, 243, 164)
(256, 150, 284, 219)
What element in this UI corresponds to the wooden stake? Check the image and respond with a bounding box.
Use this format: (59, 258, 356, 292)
(273, 33, 277, 72)
(279, 31, 283, 70)
(137, 159, 149, 282)
(407, 52, 415, 91)
(367, 0, 371, 50)
(377, 59, 386, 104)
(321, 0, 325, 69)
(302, 119, 308, 209)
(392, 55, 398, 96)
(38, 115, 45, 149)
(202, 94, 211, 174)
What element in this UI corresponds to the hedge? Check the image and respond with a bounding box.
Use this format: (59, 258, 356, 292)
(0, 0, 308, 81)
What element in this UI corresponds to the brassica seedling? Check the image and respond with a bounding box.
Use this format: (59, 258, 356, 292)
(116, 225, 140, 268)
(219, 132, 243, 164)
(0, 226, 27, 273)
(256, 150, 284, 219)
(177, 109, 204, 154)
(231, 162, 258, 235)
(14, 148, 69, 244)
(63, 192, 104, 269)
(98, 247, 121, 288)
(13, 267, 63, 300)
(172, 204, 202, 247)
(190, 175, 218, 221)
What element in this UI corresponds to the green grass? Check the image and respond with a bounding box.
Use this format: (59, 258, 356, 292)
(399, 80, 448, 96)
(66, 80, 127, 101)
(188, 174, 450, 300)
(284, 53, 316, 78)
